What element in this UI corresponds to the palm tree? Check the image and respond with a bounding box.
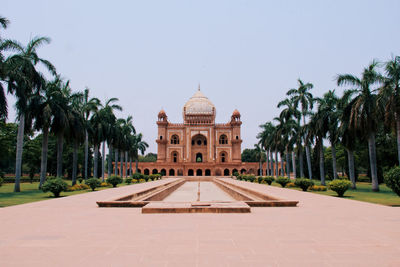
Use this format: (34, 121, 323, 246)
(337, 61, 383, 191)
(316, 90, 340, 179)
(4, 36, 56, 192)
(278, 97, 301, 178)
(339, 90, 357, 189)
(79, 88, 100, 179)
(308, 104, 328, 185)
(31, 79, 55, 188)
(287, 79, 314, 179)
(131, 133, 148, 173)
(120, 116, 135, 177)
(0, 16, 10, 120)
(90, 107, 107, 178)
(257, 122, 275, 176)
(50, 78, 77, 178)
(379, 56, 400, 165)
(96, 98, 122, 180)
(68, 95, 85, 185)
(254, 144, 264, 176)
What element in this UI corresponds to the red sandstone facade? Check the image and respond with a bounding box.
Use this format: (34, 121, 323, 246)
(137, 88, 279, 176)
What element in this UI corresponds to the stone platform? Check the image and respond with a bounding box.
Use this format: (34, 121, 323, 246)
(142, 201, 251, 213)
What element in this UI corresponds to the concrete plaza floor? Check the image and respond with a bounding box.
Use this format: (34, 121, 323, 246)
(0, 178, 399, 266)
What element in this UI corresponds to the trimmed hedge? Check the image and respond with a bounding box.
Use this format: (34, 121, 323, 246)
(276, 177, 291, 188)
(42, 177, 68, 197)
(384, 166, 400, 196)
(107, 176, 123, 188)
(329, 179, 351, 197)
(294, 178, 314, 191)
(85, 178, 101, 191)
(264, 176, 275, 185)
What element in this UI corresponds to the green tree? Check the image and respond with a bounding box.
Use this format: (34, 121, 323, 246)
(287, 79, 314, 179)
(0, 15, 10, 120)
(79, 88, 100, 179)
(4, 36, 56, 192)
(379, 56, 400, 165)
(337, 61, 383, 191)
(132, 133, 148, 173)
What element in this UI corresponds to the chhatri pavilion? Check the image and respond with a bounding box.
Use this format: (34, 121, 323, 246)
(137, 87, 276, 176)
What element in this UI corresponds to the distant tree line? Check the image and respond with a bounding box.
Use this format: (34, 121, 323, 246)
(0, 15, 149, 192)
(258, 57, 400, 192)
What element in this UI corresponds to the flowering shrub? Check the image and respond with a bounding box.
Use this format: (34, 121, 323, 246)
(309, 185, 327, 191)
(139, 179, 146, 183)
(132, 179, 138, 184)
(66, 184, 90, 191)
(100, 182, 110, 187)
(329, 179, 351, 197)
(286, 182, 296, 188)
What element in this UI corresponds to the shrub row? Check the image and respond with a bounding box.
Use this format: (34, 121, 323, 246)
(236, 175, 275, 185)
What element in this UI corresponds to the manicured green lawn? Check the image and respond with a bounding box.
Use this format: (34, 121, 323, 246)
(270, 181, 400, 206)
(0, 181, 126, 207)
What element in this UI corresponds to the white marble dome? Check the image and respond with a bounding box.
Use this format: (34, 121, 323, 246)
(183, 89, 215, 115)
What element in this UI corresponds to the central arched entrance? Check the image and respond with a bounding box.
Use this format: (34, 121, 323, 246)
(196, 153, 203, 162)
(196, 169, 202, 176)
(191, 134, 207, 162)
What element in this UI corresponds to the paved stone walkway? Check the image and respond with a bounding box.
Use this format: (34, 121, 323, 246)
(1, 178, 399, 266)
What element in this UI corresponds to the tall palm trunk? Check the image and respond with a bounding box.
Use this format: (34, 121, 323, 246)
(56, 132, 64, 178)
(93, 143, 99, 178)
(39, 127, 49, 189)
(368, 132, 379, 192)
(299, 146, 304, 177)
(120, 151, 124, 178)
(124, 151, 128, 178)
(280, 152, 284, 177)
(396, 114, 400, 165)
(84, 130, 88, 179)
(14, 113, 25, 192)
(303, 115, 312, 180)
(331, 143, 338, 179)
(108, 143, 113, 178)
(319, 142, 325, 186)
(292, 150, 297, 179)
(305, 144, 312, 180)
(270, 150, 274, 177)
(265, 150, 269, 176)
(285, 147, 290, 179)
(101, 141, 105, 181)
(129, 157, 132, 177)
(259, 157, 262, 176)
(72, 140, 78, 185)
(135, 157, 139, 173)
(114, 149, 118, 176)
(274, 149, 278, 178)
(347, 148, 356, 189)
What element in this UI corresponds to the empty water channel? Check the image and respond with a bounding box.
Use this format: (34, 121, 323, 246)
(96, 177, 298, 213)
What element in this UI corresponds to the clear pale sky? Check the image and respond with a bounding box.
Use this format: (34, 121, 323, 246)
(2, 0, 400, 153)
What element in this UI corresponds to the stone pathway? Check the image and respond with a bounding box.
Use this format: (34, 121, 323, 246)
(1, 178, 399, 266)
